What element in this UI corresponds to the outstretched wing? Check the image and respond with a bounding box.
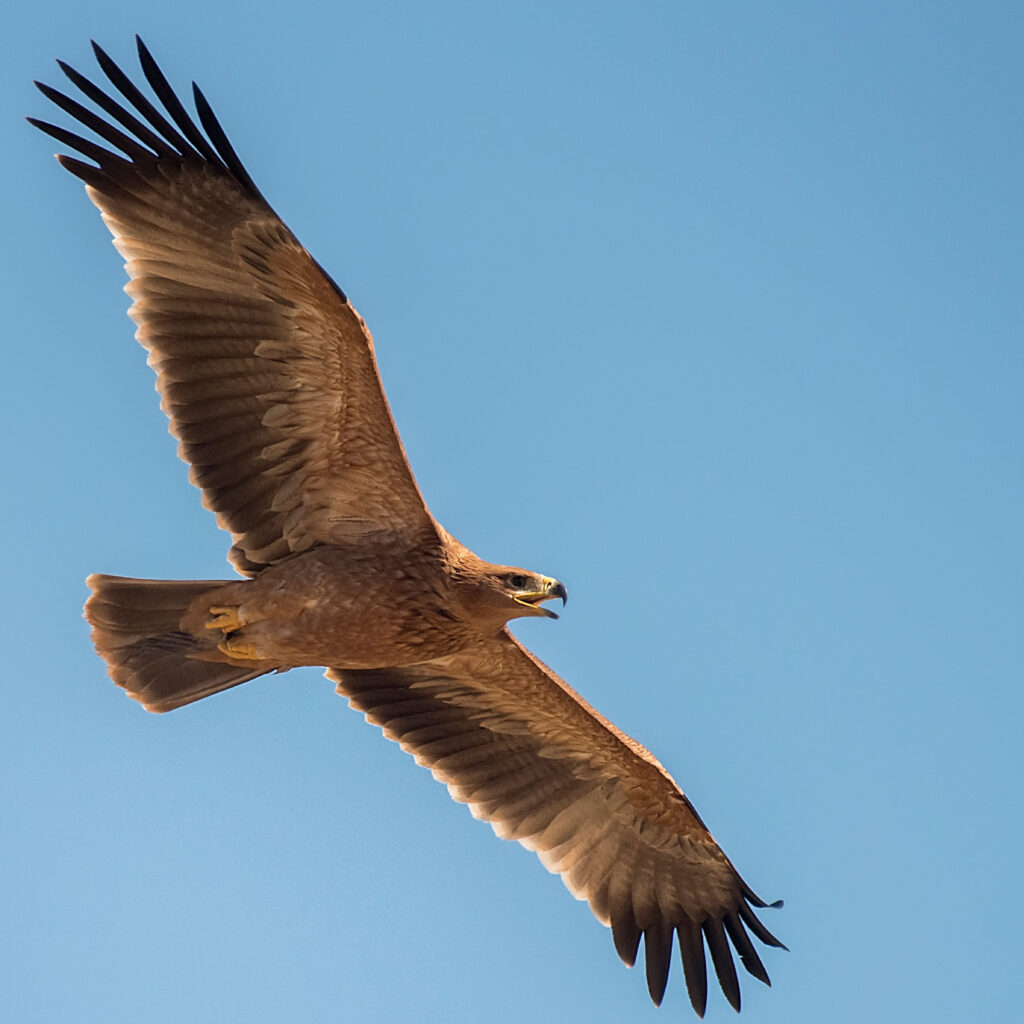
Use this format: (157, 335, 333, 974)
(330, 633, 784, 1016)
(30, 39, 436, 575)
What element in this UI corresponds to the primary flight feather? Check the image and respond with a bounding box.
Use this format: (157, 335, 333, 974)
(31, 38, 784, 1016)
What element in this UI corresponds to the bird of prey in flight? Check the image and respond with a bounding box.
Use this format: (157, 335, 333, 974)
(30, 38, 785, 1016)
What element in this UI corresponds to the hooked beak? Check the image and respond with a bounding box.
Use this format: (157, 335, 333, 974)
(514, 577, 568, 619)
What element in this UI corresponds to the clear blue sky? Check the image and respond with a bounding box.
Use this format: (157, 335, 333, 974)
(4, 3, 1022, 1021)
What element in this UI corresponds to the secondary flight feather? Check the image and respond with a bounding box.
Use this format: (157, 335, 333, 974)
(30, 38, 785, 1016)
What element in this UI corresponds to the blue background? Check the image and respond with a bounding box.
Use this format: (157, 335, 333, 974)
(4, 3, 1022, 1021)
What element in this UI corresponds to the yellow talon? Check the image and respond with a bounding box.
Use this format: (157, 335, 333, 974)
(217, 638, 265, 661)
(206, 606, 245, 631)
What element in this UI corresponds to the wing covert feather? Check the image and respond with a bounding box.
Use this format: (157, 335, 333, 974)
(330, 632, 784, 1013)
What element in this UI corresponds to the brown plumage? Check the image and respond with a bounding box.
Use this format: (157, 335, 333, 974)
(31, 38, 785, 1016)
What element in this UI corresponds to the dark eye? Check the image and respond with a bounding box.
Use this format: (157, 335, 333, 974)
(508, 574, 528, 589)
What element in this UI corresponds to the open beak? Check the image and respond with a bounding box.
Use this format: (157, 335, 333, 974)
(514, 577, 568, 619)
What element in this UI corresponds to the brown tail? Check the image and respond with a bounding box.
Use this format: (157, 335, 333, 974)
(84, 574, 280, 713)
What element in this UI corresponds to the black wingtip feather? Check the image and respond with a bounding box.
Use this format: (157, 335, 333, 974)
(28, 117, 130, 172)
(54, 153, 115, 188)
(676, 919, 708, 1018)
(739, 878, 784, 910)
(643, 923, 672, 1007)
(90, 39, 202, 161)
(723, 912, 772, 987)
(135, 37, 221, 165)
(32, 79, 160, 165)
(54, 58, 168, 160)
(737, 901, 788, 951)
(611, 914, 642, 968)
(191, 82, 263, 197)
(703, 918, 741, 1013)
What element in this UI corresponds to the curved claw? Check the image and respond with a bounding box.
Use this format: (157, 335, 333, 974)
(206, 605, 245, 632)
(217, 638, 266, 661)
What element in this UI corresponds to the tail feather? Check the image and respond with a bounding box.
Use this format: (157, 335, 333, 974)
(85, 573, 280, 713)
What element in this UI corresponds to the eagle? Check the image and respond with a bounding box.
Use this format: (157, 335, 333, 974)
(31, 38, 785, 1016)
